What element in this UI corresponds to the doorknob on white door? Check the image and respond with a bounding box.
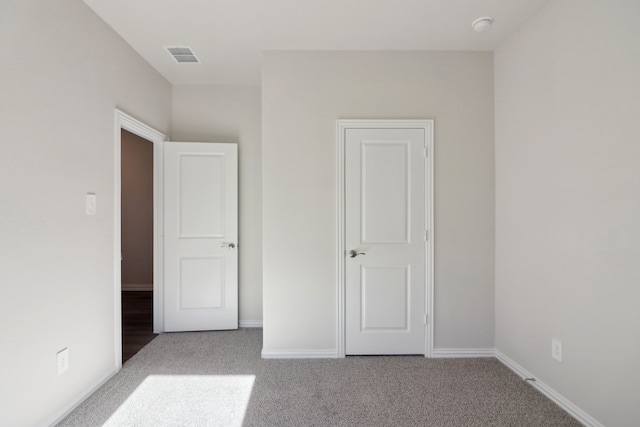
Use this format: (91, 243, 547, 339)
(348, 249, 365, 258)
(221, 243, 236, 249)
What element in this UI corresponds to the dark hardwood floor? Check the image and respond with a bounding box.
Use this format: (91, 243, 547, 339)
(122, 291, 157, 363)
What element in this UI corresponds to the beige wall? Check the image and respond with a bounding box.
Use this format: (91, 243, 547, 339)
(0, 1, 171, 425)
(262, 51, 495, 352)
(121, 130, 154, 290)
(495, 1, 640, 425)
(171, 85, 263, 324)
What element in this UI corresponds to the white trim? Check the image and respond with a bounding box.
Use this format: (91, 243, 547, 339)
(432, 348, 495, 358)
(43, 368, 117, 427)
(261, 349, 339, 359)
(336, 119, 434, 358)
(495, 350, 604, 427)
(336, 121, 346, 358)
(239, 320, 263, 328)
(424, 121, 435, 358)
(152, 138, 165, 334)
(114, 109, 167, 372)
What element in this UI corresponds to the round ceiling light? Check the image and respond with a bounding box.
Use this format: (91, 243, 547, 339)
(471, 17, 494, 32)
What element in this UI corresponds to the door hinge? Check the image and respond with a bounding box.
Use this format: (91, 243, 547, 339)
(424, 314, 428, 325)
(424, 230, 428, 241)
(424, 146, 428, 158)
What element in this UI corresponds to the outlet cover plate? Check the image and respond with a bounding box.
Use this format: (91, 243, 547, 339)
(57, 348, 69, 375)
(86, 193, 96, 215)
(551, 339, 562, 362)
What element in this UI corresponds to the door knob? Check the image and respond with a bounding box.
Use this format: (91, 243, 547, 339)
(348, 250, 365, 258)
(221, 243, 236, 249)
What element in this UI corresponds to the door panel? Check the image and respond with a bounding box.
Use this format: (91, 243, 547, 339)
(178, 154, 225, 237)
(361, 141, 410, 243)
(361, 265, 409, 330)
(164, 142, 238, 332)
(179, 257, 224, 309)
(345, 128, 425, 354)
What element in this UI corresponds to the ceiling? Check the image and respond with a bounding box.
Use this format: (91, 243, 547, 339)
(83, 0, 551, 85)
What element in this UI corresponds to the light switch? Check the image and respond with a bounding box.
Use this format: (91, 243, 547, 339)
(86, 193, 96, 215)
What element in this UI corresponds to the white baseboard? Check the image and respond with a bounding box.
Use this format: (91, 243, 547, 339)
(495, 349, 603, 427)
(262, 347, 495, 359)
(44, 368, 117, 427)
(261, 349, 339, 359)
(239, 320, 263, 328)
(432, 348, 496, 358)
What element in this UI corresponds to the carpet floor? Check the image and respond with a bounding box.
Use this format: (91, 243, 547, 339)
(59, 329, 581, 426)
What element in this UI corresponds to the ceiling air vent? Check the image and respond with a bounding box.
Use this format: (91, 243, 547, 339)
(166, 46, 199, 63)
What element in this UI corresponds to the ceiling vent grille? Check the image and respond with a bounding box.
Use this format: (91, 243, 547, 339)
(166, 46, 199, 63)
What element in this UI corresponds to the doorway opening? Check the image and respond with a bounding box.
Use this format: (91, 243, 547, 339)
(121, 129, 156, 362)
(114, 109, 166, 369)
(336, 119, 435, 358)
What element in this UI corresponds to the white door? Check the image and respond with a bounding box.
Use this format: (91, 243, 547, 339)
(163, 142, 238, 332)
(345, 128, 426, 354)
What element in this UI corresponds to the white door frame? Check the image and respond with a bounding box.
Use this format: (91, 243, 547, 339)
(336, 119, 434, 358)
(114, 109, 167, 370)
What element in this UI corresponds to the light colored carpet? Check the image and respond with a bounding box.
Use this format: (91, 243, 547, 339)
(59, 329, 581, 426)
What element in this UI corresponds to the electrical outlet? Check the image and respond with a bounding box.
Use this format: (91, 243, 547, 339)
(57, 348, 69, 375)
(551, 339, 562, 362)
(86, 193, 96, 215)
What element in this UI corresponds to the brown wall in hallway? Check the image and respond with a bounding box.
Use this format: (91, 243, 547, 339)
(121, 129, 153, 290)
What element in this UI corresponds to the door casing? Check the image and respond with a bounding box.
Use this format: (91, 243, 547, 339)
(336, 119, 434, 358)
(114, 109, 167, 370)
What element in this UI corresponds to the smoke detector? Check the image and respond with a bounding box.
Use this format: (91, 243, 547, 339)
(471, 17, 494, 32)
(166, 46, 200, 63)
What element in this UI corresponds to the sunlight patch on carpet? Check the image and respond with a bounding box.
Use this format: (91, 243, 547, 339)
(103, 375, 255, 426)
